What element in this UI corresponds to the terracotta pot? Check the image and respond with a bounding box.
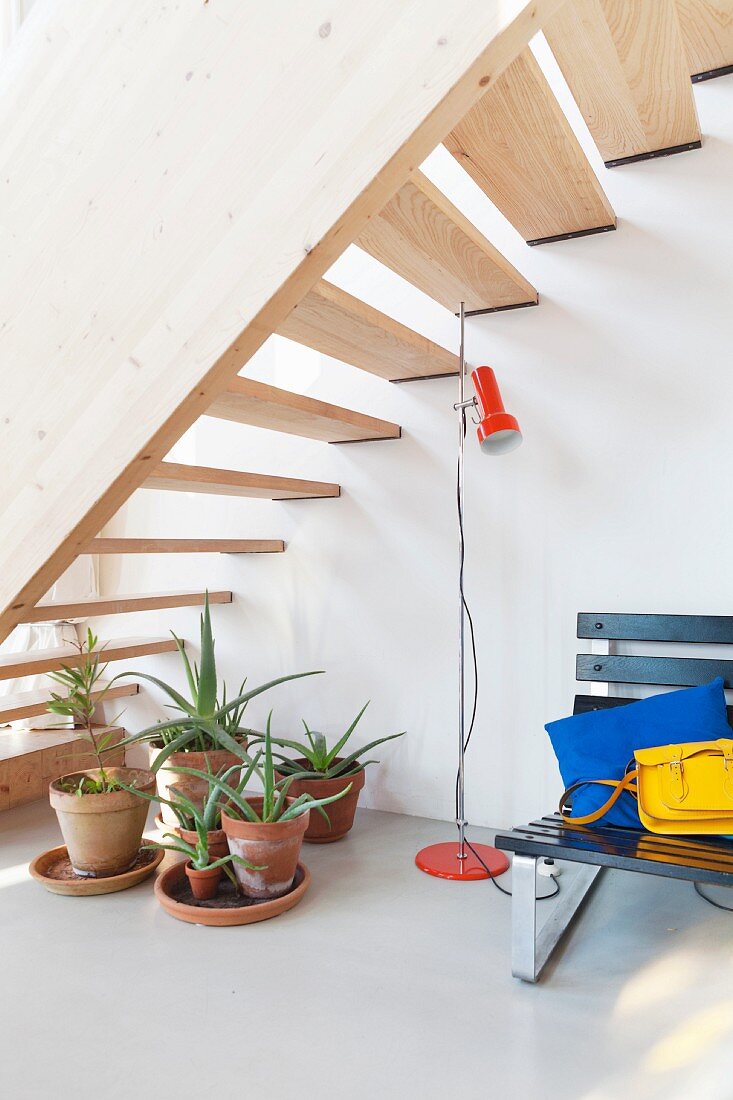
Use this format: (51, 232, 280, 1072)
(185, 861, 222, 901)
(149, 738, 247, 826)
(221, 797, 309, 900)
(49, 767, 155, 877)
(155, 814, 230, 862)
(276, 760, 366, 843)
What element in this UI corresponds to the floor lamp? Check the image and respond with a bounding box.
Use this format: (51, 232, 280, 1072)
(415, 303, 522, 881)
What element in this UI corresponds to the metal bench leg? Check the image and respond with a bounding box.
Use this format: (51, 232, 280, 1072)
(511, 854, 603, 982)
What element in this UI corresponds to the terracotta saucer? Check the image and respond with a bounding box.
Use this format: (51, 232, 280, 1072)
(29, 845, 164, 896)
(154, 860, 311, 926)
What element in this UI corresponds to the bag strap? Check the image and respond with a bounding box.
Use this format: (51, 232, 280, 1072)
(559, 769, 639, 826)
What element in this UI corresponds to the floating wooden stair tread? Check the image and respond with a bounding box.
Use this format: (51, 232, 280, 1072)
(357, 170, 538, 315)
(676, 0, 733, 81)
(87, 539, 284, 555)
(276, 279, 458, 382)
(0, 638, 179, 682)
(25, 590, 232, 624)
(545, 0, 701, 168)
(444, 48, 617, 246)
(206, 377, 401, 444)
(144, 461, 340, 500)
(0, 683, 139, 726)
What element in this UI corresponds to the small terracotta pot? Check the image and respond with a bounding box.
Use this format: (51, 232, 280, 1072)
(149, 738, 247, 826)
(49, 767, 155, 877)
(276, 760, 366, 843)
(185, 862, 221, 901)
(221, 797, 309, 900)
(155, 813, 230, 862)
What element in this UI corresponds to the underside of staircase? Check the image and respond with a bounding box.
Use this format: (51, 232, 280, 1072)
(1, 0, 731, 786)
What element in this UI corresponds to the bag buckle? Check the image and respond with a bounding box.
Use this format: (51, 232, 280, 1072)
(668, 752, 685, 803)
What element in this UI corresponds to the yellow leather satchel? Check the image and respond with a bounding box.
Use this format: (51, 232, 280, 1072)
(560, 739, 733, 834)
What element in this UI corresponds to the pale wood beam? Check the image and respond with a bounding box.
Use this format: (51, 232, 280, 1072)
(544, 0, 701, 168)
(357, 170, 538, 315)
(676, 0, 733, 80)
(86, 539, 284, 555)
(206, 378, 400, 444)
(0, 683, 138, 727)
(26, 590, 232, 623)
(0, 0, 564, 641)
(144, 461, 340, 500)
(444, 48, 616, 245)
(0, 638, 179, 681)
(277, 279, 457, 382)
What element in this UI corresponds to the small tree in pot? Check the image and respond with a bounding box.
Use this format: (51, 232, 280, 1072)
(47, 630, 155, 878)
(267, 703, 405, 842)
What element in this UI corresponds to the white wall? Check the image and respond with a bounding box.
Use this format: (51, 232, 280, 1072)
(95, 42, 733, 829)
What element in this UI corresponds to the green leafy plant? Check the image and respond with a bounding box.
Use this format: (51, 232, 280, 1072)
(201, 713, 353, 825)
(115, 592, 322, 767)
(118, 762, 263, 883)
(47, 629, 125, 796)
(264, 702, 405, 780)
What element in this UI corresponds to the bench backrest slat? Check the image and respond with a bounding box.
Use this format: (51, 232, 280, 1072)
(577, 613, 733, 644)
(575, 612, 733, 710)
(573, 693, 733, 724)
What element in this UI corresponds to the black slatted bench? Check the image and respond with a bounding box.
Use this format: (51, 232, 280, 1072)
(495, 612, 733, 982)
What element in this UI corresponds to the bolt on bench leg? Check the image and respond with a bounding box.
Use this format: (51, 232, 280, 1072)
(511, 854, 603, 982)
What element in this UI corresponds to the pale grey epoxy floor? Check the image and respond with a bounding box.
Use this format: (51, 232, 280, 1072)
(3, 803, 733, 1100)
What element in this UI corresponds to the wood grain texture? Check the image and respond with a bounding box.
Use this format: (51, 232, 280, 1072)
(676, 0, 733, 75)
(144, 461, 340, 500)
(277, 279, 457, 382)
(0, 683, 138, 725)
(206, 377, 401, 443)
(26, 590, 232, 623)
(444, 48, 616, 242)
(0, 726, 124, 811)
(86, 539, 285, 555)
(357, 170, 537, 312)
(0, 0, 564, 641)
(0, 638, 179, 681)
(544, 0, 700, 164)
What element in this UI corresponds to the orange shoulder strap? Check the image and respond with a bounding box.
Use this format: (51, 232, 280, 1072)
(559, 770, 639, 826)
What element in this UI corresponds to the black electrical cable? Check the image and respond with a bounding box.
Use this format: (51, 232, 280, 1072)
(455, 411, 559, 902)
(694, 881, 733, 912)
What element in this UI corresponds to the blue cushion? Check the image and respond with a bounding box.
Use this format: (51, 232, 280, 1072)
(546, 679, 733, 828)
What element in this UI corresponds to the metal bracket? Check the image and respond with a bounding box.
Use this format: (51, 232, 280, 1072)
(454, 300, 539, 318)
(604, 140, 701, 169)
(527, 224, 616, 247)
(691, 64, 733, 84)
(511, 855, 603, 982)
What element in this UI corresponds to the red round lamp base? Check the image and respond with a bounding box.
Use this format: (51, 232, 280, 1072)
(415, 841, 509, 881)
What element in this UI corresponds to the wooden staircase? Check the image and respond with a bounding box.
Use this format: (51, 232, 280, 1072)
(0, 0, 730, 803)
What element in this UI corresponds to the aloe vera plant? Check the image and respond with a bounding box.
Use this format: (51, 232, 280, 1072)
(211, 714, 352, 824)
(115, 592, 322, 768)
(118, 761, 263, 881)
(265, 702, 405, 781)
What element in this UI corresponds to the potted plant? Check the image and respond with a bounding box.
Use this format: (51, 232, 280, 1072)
(116, 592, 321, 824)
(217, 715, 352, 900)
(118, 766, 261, 901)
(46, 630, 155, 877)
(268, 703, 405, 842)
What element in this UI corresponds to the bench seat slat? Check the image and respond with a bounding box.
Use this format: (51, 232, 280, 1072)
(495, 815, 733, 886)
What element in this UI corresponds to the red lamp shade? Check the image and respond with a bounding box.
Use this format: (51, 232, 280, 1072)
(471, 366, 522, 455)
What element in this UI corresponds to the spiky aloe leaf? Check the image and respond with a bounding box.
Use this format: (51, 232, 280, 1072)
(325, 701, 370, 767)
(196, 593, 217, 717)
(325, 732, 405, 778)
(278, 783, 353, 822)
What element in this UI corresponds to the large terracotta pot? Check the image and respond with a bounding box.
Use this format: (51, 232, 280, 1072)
(49, 767, 155, 877)
(150, 738, 247, 826)
(221, 797, 309, 900)
(276, 760, 365, 843)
